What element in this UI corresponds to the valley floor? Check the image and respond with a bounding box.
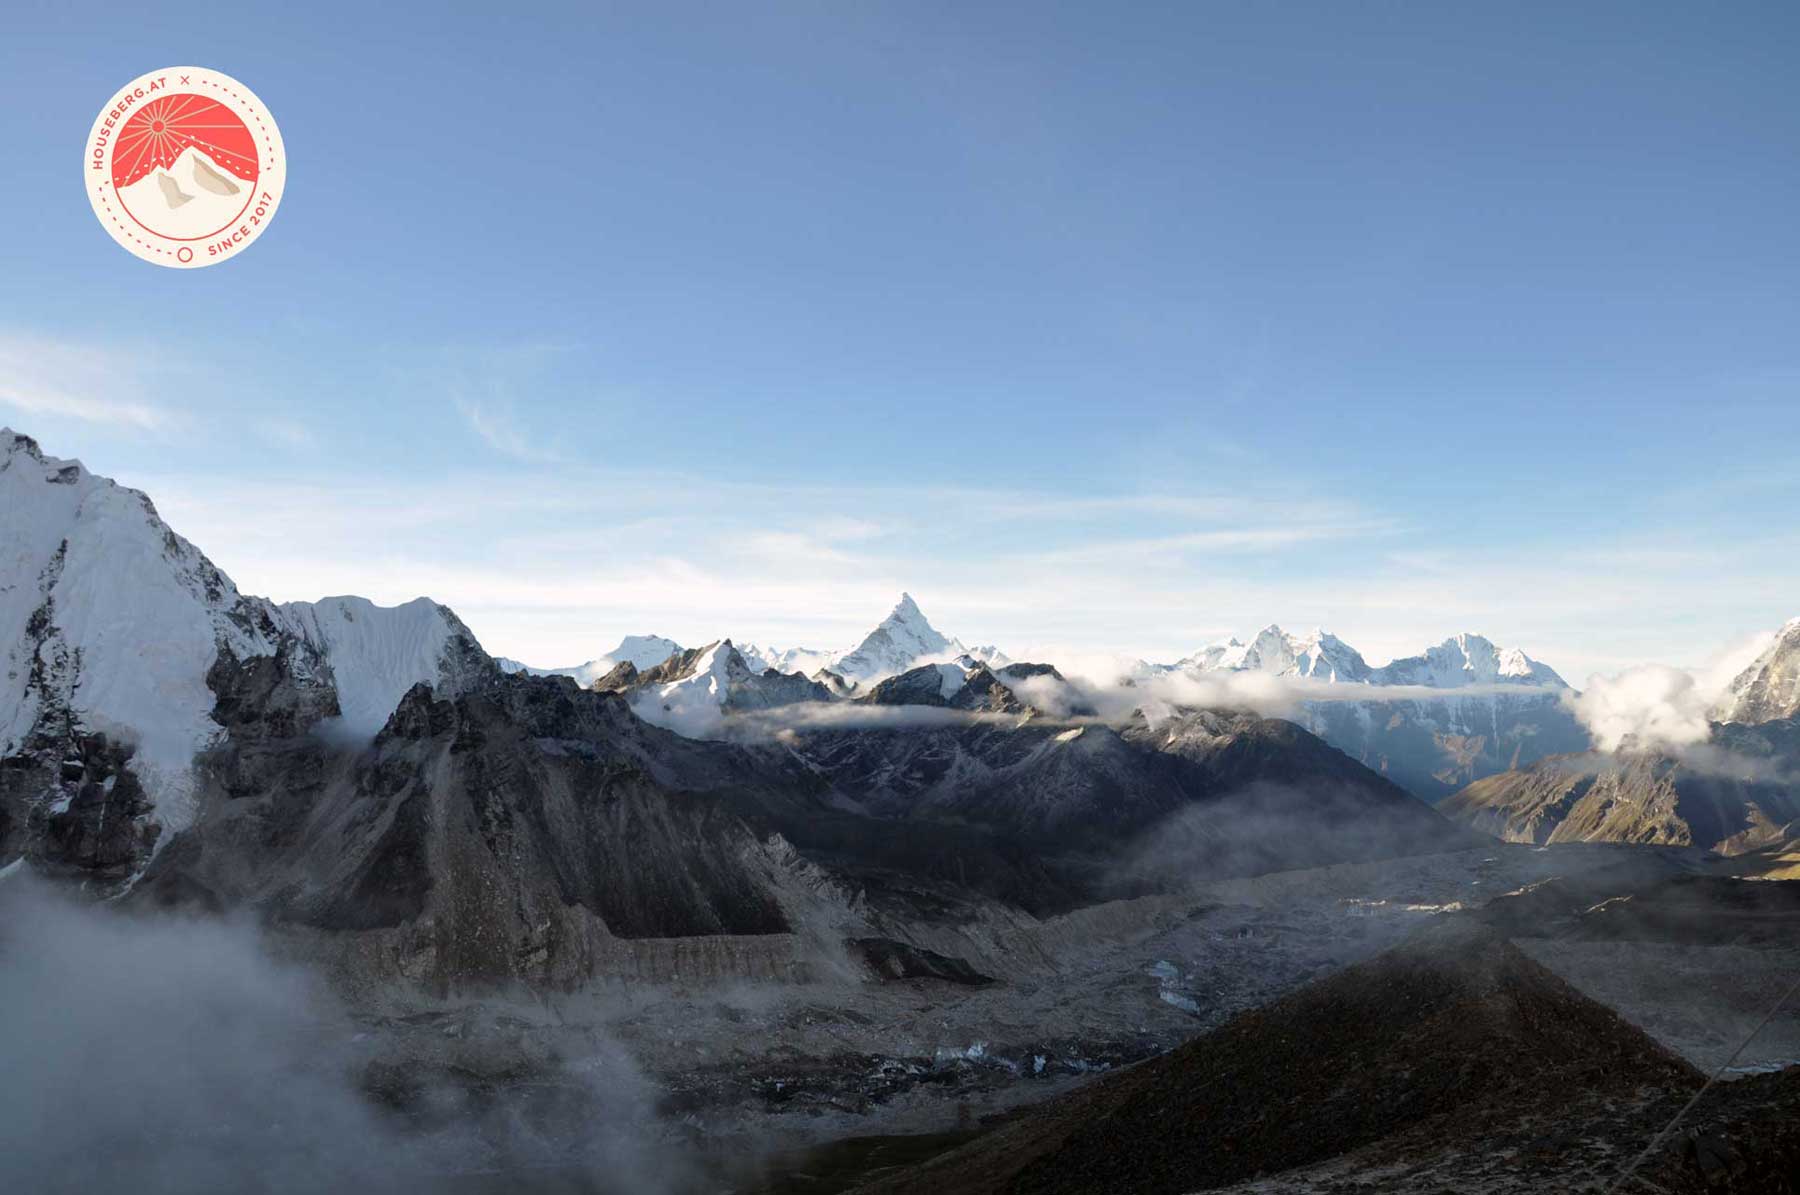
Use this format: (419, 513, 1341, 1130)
(295, 842, 1799, 1192)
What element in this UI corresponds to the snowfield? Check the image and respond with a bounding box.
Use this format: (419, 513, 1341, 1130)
(1, 430, 485, 840)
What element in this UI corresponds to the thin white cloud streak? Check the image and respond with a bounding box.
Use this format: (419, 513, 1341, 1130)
(650, 668, 1573, 745)
(0, 333, 171, 429)
(51, 434, 1800, 682)
(455, 399, 565, 463)
(121, 496, 1360, 668)
(1020, 520, 1399, 566)
(253, 417, 317, 449)
(0, 386, 165, 429)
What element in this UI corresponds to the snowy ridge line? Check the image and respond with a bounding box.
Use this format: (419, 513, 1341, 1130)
(1, 429, 488, 848)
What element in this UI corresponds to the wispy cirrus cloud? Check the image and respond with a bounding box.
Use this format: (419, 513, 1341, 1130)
(253, 417, 317, 449)
(1018, 520, 1398, 567)
(0, 333, 172, 429)
(66, 410, 1800, 684)
(455, 399, 564, 464)
(438, 340, 586, 464)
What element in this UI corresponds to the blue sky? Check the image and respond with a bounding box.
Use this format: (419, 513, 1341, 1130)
(3, 0, 1797, 678)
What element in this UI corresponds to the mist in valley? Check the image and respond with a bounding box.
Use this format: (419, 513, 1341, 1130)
(0, 878, 700, 1195)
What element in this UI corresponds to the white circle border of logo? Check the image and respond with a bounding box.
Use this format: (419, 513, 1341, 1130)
(85, 66, 286, 269)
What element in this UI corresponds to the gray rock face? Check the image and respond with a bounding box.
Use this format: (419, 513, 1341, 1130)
(954, 643, 1583, 801)
(137, 676, 845, 988)
(1440, 716, 1800, 851)
(2, 602, 495, 890)
(124, 660, 1472, 988)
(0, 430, 499, 888)
(0, 732, 158, 882)
(1715, 618, 1800, 724)
(633, 639, 837, 712)
(589, 660, 639, 692)
(851, 937, 995, 986)
(745, 665, 840, 709)
(782, 707, 1467, 886)
(859, 660, 1096, 718)
(863, 661, 1026, 713)
(863, 663, 967, 708)
(811, 668, 858, 698)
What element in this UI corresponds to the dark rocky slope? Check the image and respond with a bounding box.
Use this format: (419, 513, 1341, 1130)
(847, 925, 1768, 1195)
(133, 666, 1472, 987)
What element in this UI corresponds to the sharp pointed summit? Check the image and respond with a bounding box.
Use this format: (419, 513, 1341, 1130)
(830, 592, 967, 683)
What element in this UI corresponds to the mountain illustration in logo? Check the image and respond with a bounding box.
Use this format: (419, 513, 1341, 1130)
(112, 93, 258, 240)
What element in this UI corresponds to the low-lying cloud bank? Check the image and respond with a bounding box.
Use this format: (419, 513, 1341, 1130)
(1564, 628, 1779, 754)
(0, 878, 692, 1195)
(0, 879, 391, 1193)
(642, 664, 1570, 744)
(1567, 665, 1713, 754)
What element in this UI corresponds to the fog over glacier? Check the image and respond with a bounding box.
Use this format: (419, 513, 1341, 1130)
(0, 879, 694, 1195)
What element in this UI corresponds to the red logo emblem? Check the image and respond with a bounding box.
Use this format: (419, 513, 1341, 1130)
(86, 67, 286, 268)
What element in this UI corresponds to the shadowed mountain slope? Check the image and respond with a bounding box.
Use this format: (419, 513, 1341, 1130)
(851, 926, 1703, 1195)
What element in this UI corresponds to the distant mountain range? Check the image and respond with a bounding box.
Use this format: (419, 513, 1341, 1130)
(1, 427, 1474, 977)
(5, 424, 1796, 969)
(1138, 624, 1567, 689)
(496, 601, 1585, 801)
(494, 634, 683, 686)
(1437, 622, 1800, 853)
(1120, 625, 1584, 800)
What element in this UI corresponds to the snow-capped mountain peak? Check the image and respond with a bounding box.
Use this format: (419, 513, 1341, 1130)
(1173, 624, 1371, 683)
(611, 634, 683, 669)
(1152, 621, 1565, 693)
(830, 592, 967, 682)
(628, 638, 839, 735)
(275, 595, 487, 735)
(1288, 628, 1373, 682)
(1374, 634, 1566, 689)
(685, 639, 754, 695)
(533, 597, 986, 691)
(881, 592, 947, 650)
(496, 633, 683, 686)
(961, 643, 1014, 668)
(736, 642, 835, 676)
(1, 428, 492, 874)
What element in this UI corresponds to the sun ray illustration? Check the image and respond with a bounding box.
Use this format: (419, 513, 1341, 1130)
(111, 91, 260, 189)
(116, 133, 157, 182)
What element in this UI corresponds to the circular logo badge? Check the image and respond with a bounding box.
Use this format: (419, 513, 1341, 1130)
(85, 67, 285, 268)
